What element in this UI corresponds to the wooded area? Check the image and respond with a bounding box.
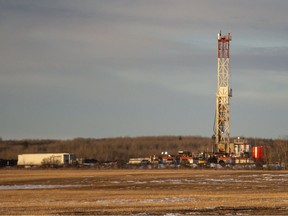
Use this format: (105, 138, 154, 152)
(0, 136, 287, 166)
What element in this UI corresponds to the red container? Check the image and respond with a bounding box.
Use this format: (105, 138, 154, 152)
(252, 146, 264, 159)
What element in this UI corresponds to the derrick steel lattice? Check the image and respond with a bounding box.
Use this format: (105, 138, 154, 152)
(214, 32, 232, 154)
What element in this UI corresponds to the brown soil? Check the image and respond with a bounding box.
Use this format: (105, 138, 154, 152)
(0, 169, 287, 215)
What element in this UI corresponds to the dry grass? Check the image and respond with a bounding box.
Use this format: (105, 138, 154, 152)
(0, 169, 287, 215)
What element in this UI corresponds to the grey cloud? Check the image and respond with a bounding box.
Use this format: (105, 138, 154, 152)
(233, 46, 288, 72)
(0, 0, 287, 139)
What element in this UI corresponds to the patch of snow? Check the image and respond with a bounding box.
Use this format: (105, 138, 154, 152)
(95, 197, 195, 204)
(0, 184, 81, 190)
(126, 180, 147, 184)
(111, 181, 121, 184)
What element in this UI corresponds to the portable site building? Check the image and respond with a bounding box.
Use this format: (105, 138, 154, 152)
(17, 153, 73, 166)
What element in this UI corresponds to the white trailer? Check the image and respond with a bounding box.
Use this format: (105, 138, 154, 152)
(128, 158, 151, 165)
(17, 153, 73, 166)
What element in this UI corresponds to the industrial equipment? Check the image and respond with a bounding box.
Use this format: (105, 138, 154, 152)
(127, 32, 266, 168)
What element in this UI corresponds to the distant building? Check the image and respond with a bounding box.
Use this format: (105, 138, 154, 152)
(17, 153, 75, 166)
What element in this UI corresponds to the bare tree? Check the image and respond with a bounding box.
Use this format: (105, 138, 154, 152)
(41, 156, 61, 168)
(277, 137, 288, 169)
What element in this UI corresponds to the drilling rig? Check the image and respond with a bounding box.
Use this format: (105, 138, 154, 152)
(213, 32, 232, 154)
(211, 32, 264, 166)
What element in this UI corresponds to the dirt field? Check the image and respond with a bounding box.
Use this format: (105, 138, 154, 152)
(0, 169, 287, 215)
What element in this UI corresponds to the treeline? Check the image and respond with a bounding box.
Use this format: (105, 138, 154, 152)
(0, 136, 211, 161)
(0, 136, 287, 165)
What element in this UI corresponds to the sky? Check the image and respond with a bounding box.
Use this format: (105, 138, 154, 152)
(0, 0, 288, 140)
